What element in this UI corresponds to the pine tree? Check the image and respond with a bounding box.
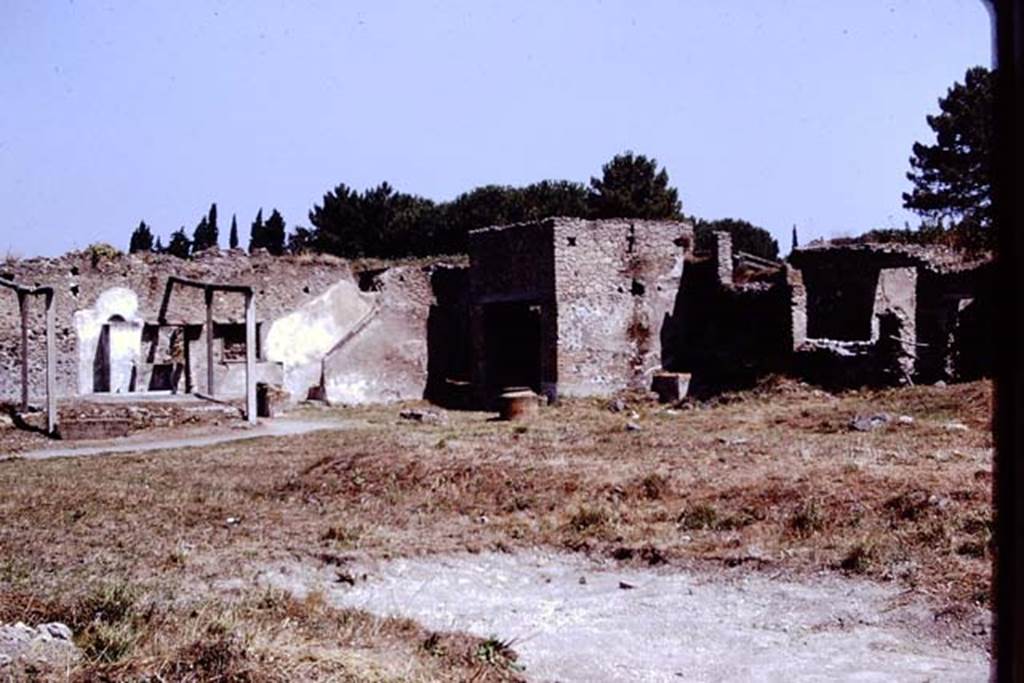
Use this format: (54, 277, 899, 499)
(903, 66, 993, 236)
(128, 220, 154, 253)
(154, 236, 165, 253)
(248, 209, 265, 253)
(229, 214, 239, 249)
(588, 151, 683, 219)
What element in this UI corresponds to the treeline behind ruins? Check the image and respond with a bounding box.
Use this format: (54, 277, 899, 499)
(126, 152, 784, 263)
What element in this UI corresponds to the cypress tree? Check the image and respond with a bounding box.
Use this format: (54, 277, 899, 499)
(248, 209, 265, 252)
(129, 220, 154, 253)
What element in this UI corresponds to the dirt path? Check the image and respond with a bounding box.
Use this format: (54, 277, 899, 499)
(6, 417, 360, 460)
(261, 552, 989, 682)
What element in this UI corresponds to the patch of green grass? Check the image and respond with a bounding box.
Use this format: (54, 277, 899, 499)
(475, 636, 522, 672)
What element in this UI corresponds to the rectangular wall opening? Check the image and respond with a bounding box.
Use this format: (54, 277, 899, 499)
(804, 269, 878, 341)
(483, 302, 544, 394)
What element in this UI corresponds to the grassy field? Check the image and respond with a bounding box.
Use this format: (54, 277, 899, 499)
(0, 379, 993, 680)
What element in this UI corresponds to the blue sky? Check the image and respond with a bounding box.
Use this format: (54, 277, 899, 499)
(0, 1, 993, 257)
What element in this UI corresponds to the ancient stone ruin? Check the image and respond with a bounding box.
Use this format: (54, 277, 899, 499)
(0, 221, 993, 438)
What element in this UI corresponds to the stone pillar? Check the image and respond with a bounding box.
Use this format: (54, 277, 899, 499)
(45, 290, 57, 434)
(872, 267, 918, 384)
(18, 291, 28, 411)
(712, 231, 733, 288)
(205, 288, 215, 396)
(245, 291, 257, 424)
(538, 302, 558, 403)
(786, 265, 807, 350)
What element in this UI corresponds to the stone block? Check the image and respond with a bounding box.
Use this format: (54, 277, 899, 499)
(651, 372, 690, 403)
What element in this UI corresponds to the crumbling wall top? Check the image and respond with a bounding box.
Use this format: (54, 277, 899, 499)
(790, 241, 991, 274)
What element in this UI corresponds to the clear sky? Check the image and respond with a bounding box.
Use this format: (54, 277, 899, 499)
(0, 1, 993, 258)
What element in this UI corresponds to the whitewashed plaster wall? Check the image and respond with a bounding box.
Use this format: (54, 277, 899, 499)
(73, 287, 144, 394)
(263, 278, 375, 401)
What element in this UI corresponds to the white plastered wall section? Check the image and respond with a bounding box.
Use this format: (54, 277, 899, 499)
(263, 278, 376, 402)
(73, 287, 144, 394)
(871, 267, 918, 343)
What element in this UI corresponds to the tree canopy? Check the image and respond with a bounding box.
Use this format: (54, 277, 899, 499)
(263, 209, 287, 255)
(587, 151, 682, 220)
(128, 221, 154, 253)
(903, 66, 993, 246)
(128, 151, 701, 260)
(166, 228, 191, 259)
(192, 203, 219, 252)
(693, 218, 779, 261)
(308, 182, 440, 258)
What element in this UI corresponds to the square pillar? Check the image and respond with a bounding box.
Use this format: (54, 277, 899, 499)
(244, 291, 257, 424)
(205, 288, 215, 396)
(45, 290, 57, 435)
(18, 291, 28, 411)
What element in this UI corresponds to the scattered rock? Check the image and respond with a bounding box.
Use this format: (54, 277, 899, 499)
(848, 413, 891, 432)
(0, 414, 13, 430)
(399, 408, 448, 425)
(618, 581, 636, 590)
(225, 516, 241, 526)
(716, 436, 750, 446)
(626, 422, 642, 432)
(943, 421, 969, 432)
(0, 622, 80, 677)
(608, 399, 626, 413)
(578, 576, 587, 585)
(896, 415, 915, 425)
(38, 623, 72, 642)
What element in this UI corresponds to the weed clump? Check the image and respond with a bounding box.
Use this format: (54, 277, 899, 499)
(567, 505, 611, 534)
(677, 504, 719, 531)
(638, 473, 670, 500)
(788, 499, 825, 537)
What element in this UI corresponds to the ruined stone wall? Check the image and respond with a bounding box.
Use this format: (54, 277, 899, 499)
(788, 244, 991, 387)
(320, 265, 436, 404)
(551, 218, 689, 397)
(0, 248, 441, 404)
(467, 221, 557, 400)
(667, 258, 792, 393)
(915, 263, 993, 382)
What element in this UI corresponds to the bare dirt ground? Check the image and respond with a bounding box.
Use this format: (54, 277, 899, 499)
(0, 379, 993, 680)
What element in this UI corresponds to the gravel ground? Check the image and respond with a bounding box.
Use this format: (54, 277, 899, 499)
(263, 551, 990, 683)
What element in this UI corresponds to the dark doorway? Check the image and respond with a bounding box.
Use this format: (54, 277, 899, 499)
(483, 302, 543, 394)
(92, 324, 111, 392)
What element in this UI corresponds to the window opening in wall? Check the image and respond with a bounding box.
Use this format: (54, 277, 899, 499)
(567, 236, 577, 247)
(631, 279, 646, 296)
(216, 322, 263, 362)
(627, 224, 636, 253)
(804, 270, 878, 341)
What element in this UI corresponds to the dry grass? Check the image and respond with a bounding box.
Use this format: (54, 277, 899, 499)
(0, 379, 993, 678)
